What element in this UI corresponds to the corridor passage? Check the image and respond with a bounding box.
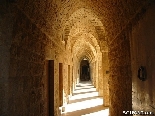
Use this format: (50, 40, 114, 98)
(61, 81, 109, 116)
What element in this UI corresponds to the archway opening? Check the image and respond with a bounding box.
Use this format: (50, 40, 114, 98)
(80, 59, 91, 82)
(61, 7, 109, 116)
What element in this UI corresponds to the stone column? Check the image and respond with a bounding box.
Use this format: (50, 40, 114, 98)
(98, 52, 103, 96)
(90, 62, 94, 85)
(95, 61, 99, 91)
(102, 51, 109, 106)
(93, 61, 96, 87)
(95, 45, 100, 91)
(71, 66, 73, 96)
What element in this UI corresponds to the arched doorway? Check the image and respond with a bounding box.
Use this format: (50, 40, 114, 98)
(80, 59, 91, 81)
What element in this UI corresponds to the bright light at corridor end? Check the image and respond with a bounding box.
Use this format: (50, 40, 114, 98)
(83, 58, 88, 60)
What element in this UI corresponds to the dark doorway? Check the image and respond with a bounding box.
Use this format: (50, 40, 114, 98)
(45, 60, 54, 116)
(80, 59, 90, 81)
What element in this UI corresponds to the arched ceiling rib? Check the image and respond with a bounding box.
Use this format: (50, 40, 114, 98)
(77, 51, 94, 63)
(73, 39, 96, 63)
(63, 7, 106, 63)
(69, 33, 98, 51)
(64, 8, 106, 45)
(67, 8, 103, 28)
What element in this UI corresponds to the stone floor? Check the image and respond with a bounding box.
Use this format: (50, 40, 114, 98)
(61, 81, 109, 116)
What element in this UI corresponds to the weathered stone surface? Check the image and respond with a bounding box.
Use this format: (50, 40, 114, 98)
(0, 0, 155, 116)
(131, 4, 155, 113)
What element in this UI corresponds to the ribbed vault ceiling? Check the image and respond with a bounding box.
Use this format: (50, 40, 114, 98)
(64, 8, 105, 63)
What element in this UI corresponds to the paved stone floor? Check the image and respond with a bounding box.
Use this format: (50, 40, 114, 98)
(61, 81, 109, 116)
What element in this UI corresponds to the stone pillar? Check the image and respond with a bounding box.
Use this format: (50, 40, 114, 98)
(77, 68, 79, 84)
(72, 66, 75, 92)
(102, 51, 109, 106)
(68, 65, 71, 98)
(64, 64, 68, 106)
(73, 64, 76, 90)
(93, 61, 96, 87)
(95, 45, 100, 91)
(90, 62, 94, 85)
(95, 61, 99, 91)
(98, 52, 103, 96)
(71, 66, 73, 96)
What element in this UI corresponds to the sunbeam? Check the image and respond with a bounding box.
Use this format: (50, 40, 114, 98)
(61, 81, 109, 116)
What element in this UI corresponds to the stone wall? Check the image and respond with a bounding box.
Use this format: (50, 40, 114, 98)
(98, 52, 103, 96)
(108, 26, 132, 116)
(1, 0, 101, 116)
(102, 1, 154, 116)
(102, 52, 109, 106)
(130, 4, 155, 114)
(5, 1, 74, 115)
(0, 1, 16, 115)
(1, 0, 155, 116)
(8, 7, 48, 115)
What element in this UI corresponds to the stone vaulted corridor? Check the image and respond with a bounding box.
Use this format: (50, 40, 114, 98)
(1, 0, 155, 116)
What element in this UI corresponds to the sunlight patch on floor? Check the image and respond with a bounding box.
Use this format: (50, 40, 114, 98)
(65, 97, 103, 113)
(81, 109, 109, 116)
(61, 81, 109, 116)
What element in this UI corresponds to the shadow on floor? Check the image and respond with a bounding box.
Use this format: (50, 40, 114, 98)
(61, 81, 109, 116)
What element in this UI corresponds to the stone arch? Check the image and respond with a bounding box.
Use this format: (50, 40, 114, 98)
(63, 7, 107, 48)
